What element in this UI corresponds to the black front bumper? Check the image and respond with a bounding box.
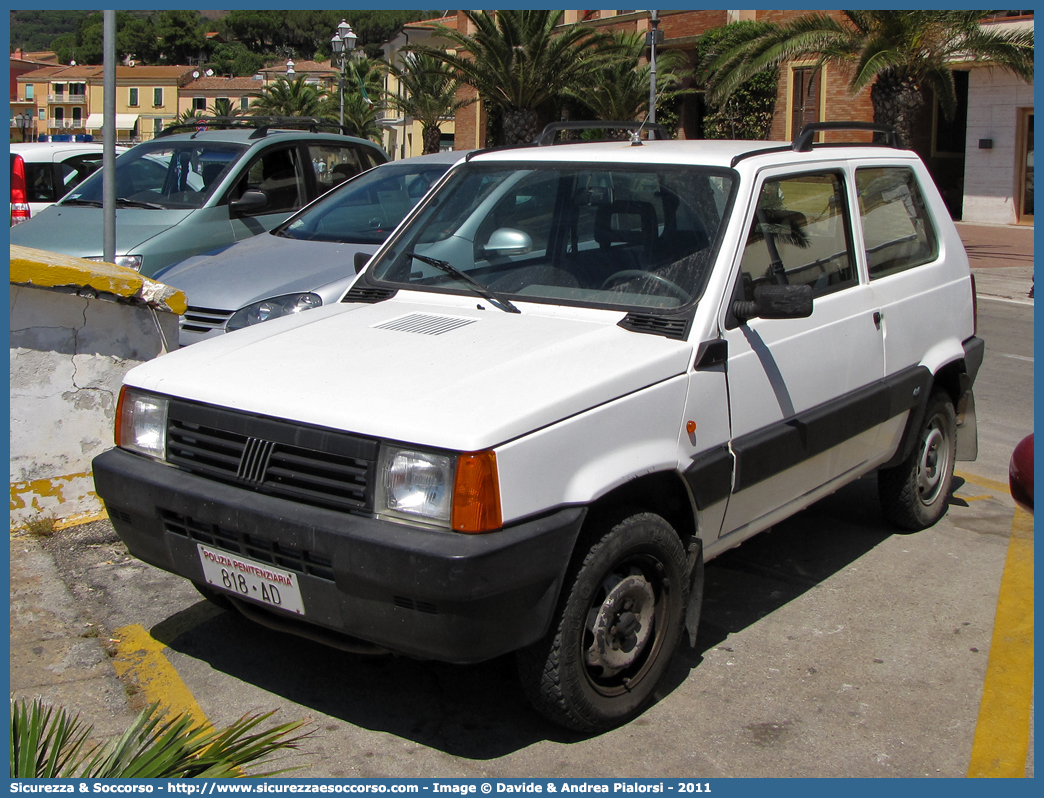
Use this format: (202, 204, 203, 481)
(93, 448, 585, 663)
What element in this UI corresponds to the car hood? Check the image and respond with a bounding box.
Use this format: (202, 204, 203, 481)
(159, 232, 376, 310)
(127, 295, 693, 451)
(9, 204, 195, 257)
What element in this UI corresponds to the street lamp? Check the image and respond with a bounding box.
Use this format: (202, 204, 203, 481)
(16, 110, 33, 142)
(647, 10, 662, 124)
(330, 18, 357, 128)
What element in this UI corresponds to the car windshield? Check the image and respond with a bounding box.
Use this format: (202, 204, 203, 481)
(369, 162, 735, 311)
(275, 162, 452, 245)
(62, 140, 246, 210)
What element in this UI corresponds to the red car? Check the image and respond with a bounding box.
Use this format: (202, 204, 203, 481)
(1009, 434, 1034, 512)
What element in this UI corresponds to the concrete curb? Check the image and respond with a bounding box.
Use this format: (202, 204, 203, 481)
(10, 245, 187, 315)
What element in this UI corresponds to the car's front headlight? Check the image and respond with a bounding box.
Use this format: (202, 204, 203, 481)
(86, 254, 143, 271)
(376, 446, 502, 533)
(115, 386, 168, 460)
(225, 293, 322, 331)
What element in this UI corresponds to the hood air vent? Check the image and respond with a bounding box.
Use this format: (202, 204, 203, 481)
(374, 313, 478, 335)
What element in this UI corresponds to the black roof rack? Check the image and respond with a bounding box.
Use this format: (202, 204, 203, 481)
(533, 120, 670, 146)
(156, 116, 351, 139)
(730, 121, 901, 167)
(792, 121, 899, 152)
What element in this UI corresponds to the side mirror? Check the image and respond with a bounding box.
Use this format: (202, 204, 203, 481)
(733, 284, 813, 322)
(483, 227, 532, 256)
(230, 189, 268, 215)
(354, 251, 371, 274)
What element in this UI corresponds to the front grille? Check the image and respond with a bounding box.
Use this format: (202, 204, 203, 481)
(166, 400, 378, 514)
(181, 306, 234, 334)
(161, 509, 335, 581)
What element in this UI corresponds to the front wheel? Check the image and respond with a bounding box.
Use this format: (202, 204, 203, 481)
(517, 512, 689, 732)
(878, 389, 957, 530)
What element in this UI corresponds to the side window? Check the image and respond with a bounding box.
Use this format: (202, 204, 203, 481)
(25, 164, 57, 203)
(307, 143, 367, 195)
(737, 171, 856, 300)
(237, 146, 304, 215)
(856, 167, 939, 279)
(58, 155, 103, 194)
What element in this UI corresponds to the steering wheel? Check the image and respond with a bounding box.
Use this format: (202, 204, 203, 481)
(601, 270, 692, 304)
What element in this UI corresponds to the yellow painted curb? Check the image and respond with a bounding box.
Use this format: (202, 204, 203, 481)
(10, 244, 187, 315)
(967, 506, 1034, 777)
(111, 623, 210, 729)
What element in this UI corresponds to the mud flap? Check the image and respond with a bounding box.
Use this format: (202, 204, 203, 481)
(956, 390, 978, 461)
(685, 538, 705, 648)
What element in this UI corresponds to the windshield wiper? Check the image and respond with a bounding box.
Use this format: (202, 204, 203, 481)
(407, 252, 521, 314)
(115, 197, 166, 210)
(60, 199, 102, 207)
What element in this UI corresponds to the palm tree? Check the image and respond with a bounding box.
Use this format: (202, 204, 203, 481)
(249, 74, 328, 117)
(335, 92, 382, 143)
(208, 97, 241, 118)
(708, 11, 1033, 147)
(413, 10, 623, 146)
(564, 31, 692, 130)
(385, 51, 475, 154)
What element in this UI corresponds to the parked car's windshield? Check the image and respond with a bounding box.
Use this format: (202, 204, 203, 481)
(62, 140, 247, 210)
(370, 162, 735, 311)
(275, 161, 453, 245)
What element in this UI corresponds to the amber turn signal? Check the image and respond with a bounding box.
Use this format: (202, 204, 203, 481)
(452, 451, 502, 533)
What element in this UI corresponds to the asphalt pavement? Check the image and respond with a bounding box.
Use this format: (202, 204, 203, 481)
(8, 221, 1033, 768)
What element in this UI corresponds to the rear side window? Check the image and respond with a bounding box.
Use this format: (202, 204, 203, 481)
(307, 143, 371, 195)
(856, 167, 939, 279)
(737, 171, 857, 299)
(25, 164, 57, 203)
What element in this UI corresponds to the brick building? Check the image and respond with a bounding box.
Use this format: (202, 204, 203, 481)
(439, 9, 1032, 223)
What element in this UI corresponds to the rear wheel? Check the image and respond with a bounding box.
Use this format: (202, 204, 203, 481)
(517, 512, 689, 732)
(878, 389, 957, 530)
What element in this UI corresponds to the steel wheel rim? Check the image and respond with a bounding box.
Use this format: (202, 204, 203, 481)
(917, 414, 952, 506)
(581, 554, 671, 697)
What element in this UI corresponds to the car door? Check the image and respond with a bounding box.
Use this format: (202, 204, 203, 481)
(227, 143, 309, 241)
(718, 166, 885, 541)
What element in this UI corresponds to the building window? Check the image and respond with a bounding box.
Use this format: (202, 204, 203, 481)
(38, 109, 45, 120)
(240, 96, 249, 111)
(154, 87, 163, 107)
(70, 82, 86, 97)
(154, 117, 164, 135)
(25, 84, 33, 100)
(53, 107, 64, 124)
(129, 87, 139, 106)
(192, 97, 206, 111)
(72, 107, 82, 125)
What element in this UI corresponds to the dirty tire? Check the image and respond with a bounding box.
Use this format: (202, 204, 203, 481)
(192, 581, 235, 611)
(878, 389, 957, 531)
(516, 512, 689, 732)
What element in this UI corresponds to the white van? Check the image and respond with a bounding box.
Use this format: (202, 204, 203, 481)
(93, 123, 983, 732)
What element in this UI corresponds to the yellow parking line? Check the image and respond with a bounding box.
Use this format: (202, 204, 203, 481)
(111, 623, 209, 728)
(955, 470, 1012, 495)
(966, 505, 1034, 777)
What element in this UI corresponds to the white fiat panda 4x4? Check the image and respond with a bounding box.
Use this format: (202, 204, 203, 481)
(94, 122, 983, 732)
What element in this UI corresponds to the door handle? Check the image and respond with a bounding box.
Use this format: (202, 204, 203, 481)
(873, 311, 883, 329)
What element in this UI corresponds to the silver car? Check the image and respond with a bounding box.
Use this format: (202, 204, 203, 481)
(157, 149, 468, 346)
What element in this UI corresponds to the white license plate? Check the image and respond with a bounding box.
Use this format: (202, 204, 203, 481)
(197, 544, 306, 615)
